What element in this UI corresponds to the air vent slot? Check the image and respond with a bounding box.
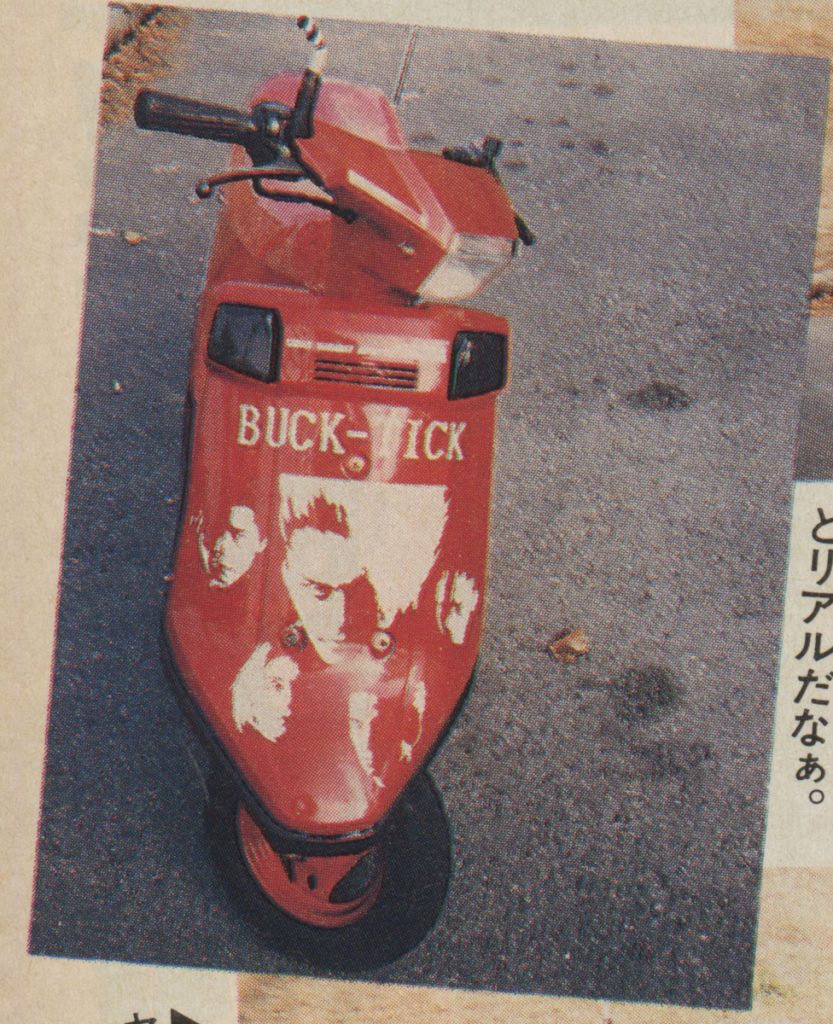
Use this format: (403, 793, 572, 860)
(314, 357, 418, 390)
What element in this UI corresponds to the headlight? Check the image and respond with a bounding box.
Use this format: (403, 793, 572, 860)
(418, 233, 514, 302)
(448, 331, 507, 399)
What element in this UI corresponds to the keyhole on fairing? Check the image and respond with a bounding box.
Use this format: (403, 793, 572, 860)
(307, 874, 318, 890)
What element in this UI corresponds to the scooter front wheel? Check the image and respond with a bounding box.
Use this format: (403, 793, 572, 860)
(206, 768, 452, 970)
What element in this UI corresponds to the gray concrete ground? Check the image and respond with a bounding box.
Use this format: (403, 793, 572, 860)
(29, 11, 828, 1010)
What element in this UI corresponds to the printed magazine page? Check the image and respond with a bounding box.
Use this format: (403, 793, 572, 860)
(2, 1, 832, 1022)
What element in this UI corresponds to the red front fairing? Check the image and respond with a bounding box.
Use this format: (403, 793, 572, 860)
(204, 74, 519, 301)
(166, 286, 508, 838)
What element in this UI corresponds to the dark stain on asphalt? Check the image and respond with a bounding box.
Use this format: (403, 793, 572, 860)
(592, 82, 616, 97)
(613, 665, 683, 721)
(626, 381, 693, 411)
(639, 739, 712, 779)
(590, 139, 611, 155)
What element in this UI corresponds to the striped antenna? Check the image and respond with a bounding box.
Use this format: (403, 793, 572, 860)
(297, 14, 327, 75)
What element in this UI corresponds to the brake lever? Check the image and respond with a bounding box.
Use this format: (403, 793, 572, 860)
(195, 165, 358, 224)
(195, 163, 305, 199)
(442, 135, 503, 176)
(442, 135, 536, 246)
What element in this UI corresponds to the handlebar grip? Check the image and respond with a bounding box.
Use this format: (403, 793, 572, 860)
(134, 90, 259, 147)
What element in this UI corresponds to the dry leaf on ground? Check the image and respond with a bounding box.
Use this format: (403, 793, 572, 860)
(548, 627, 590, 663)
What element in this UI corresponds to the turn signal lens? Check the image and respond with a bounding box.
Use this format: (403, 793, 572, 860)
(418, 233, 514, 302)
(208, 303, 282, 382)
(448, 331, 508, 399)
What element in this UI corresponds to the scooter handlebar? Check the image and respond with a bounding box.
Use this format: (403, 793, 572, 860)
(135, 90, 263, 147)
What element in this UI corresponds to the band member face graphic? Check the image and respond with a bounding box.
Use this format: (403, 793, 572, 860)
(279, 476, 448, 665)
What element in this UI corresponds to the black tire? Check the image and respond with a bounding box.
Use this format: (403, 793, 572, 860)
(205, 768, 452, 971)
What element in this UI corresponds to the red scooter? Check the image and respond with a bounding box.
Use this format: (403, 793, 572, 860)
(135, 15, 532, 968)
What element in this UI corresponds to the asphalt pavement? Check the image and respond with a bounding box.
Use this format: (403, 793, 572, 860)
(29, 11, 828, 1010)
(796, 313, 833, 478)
